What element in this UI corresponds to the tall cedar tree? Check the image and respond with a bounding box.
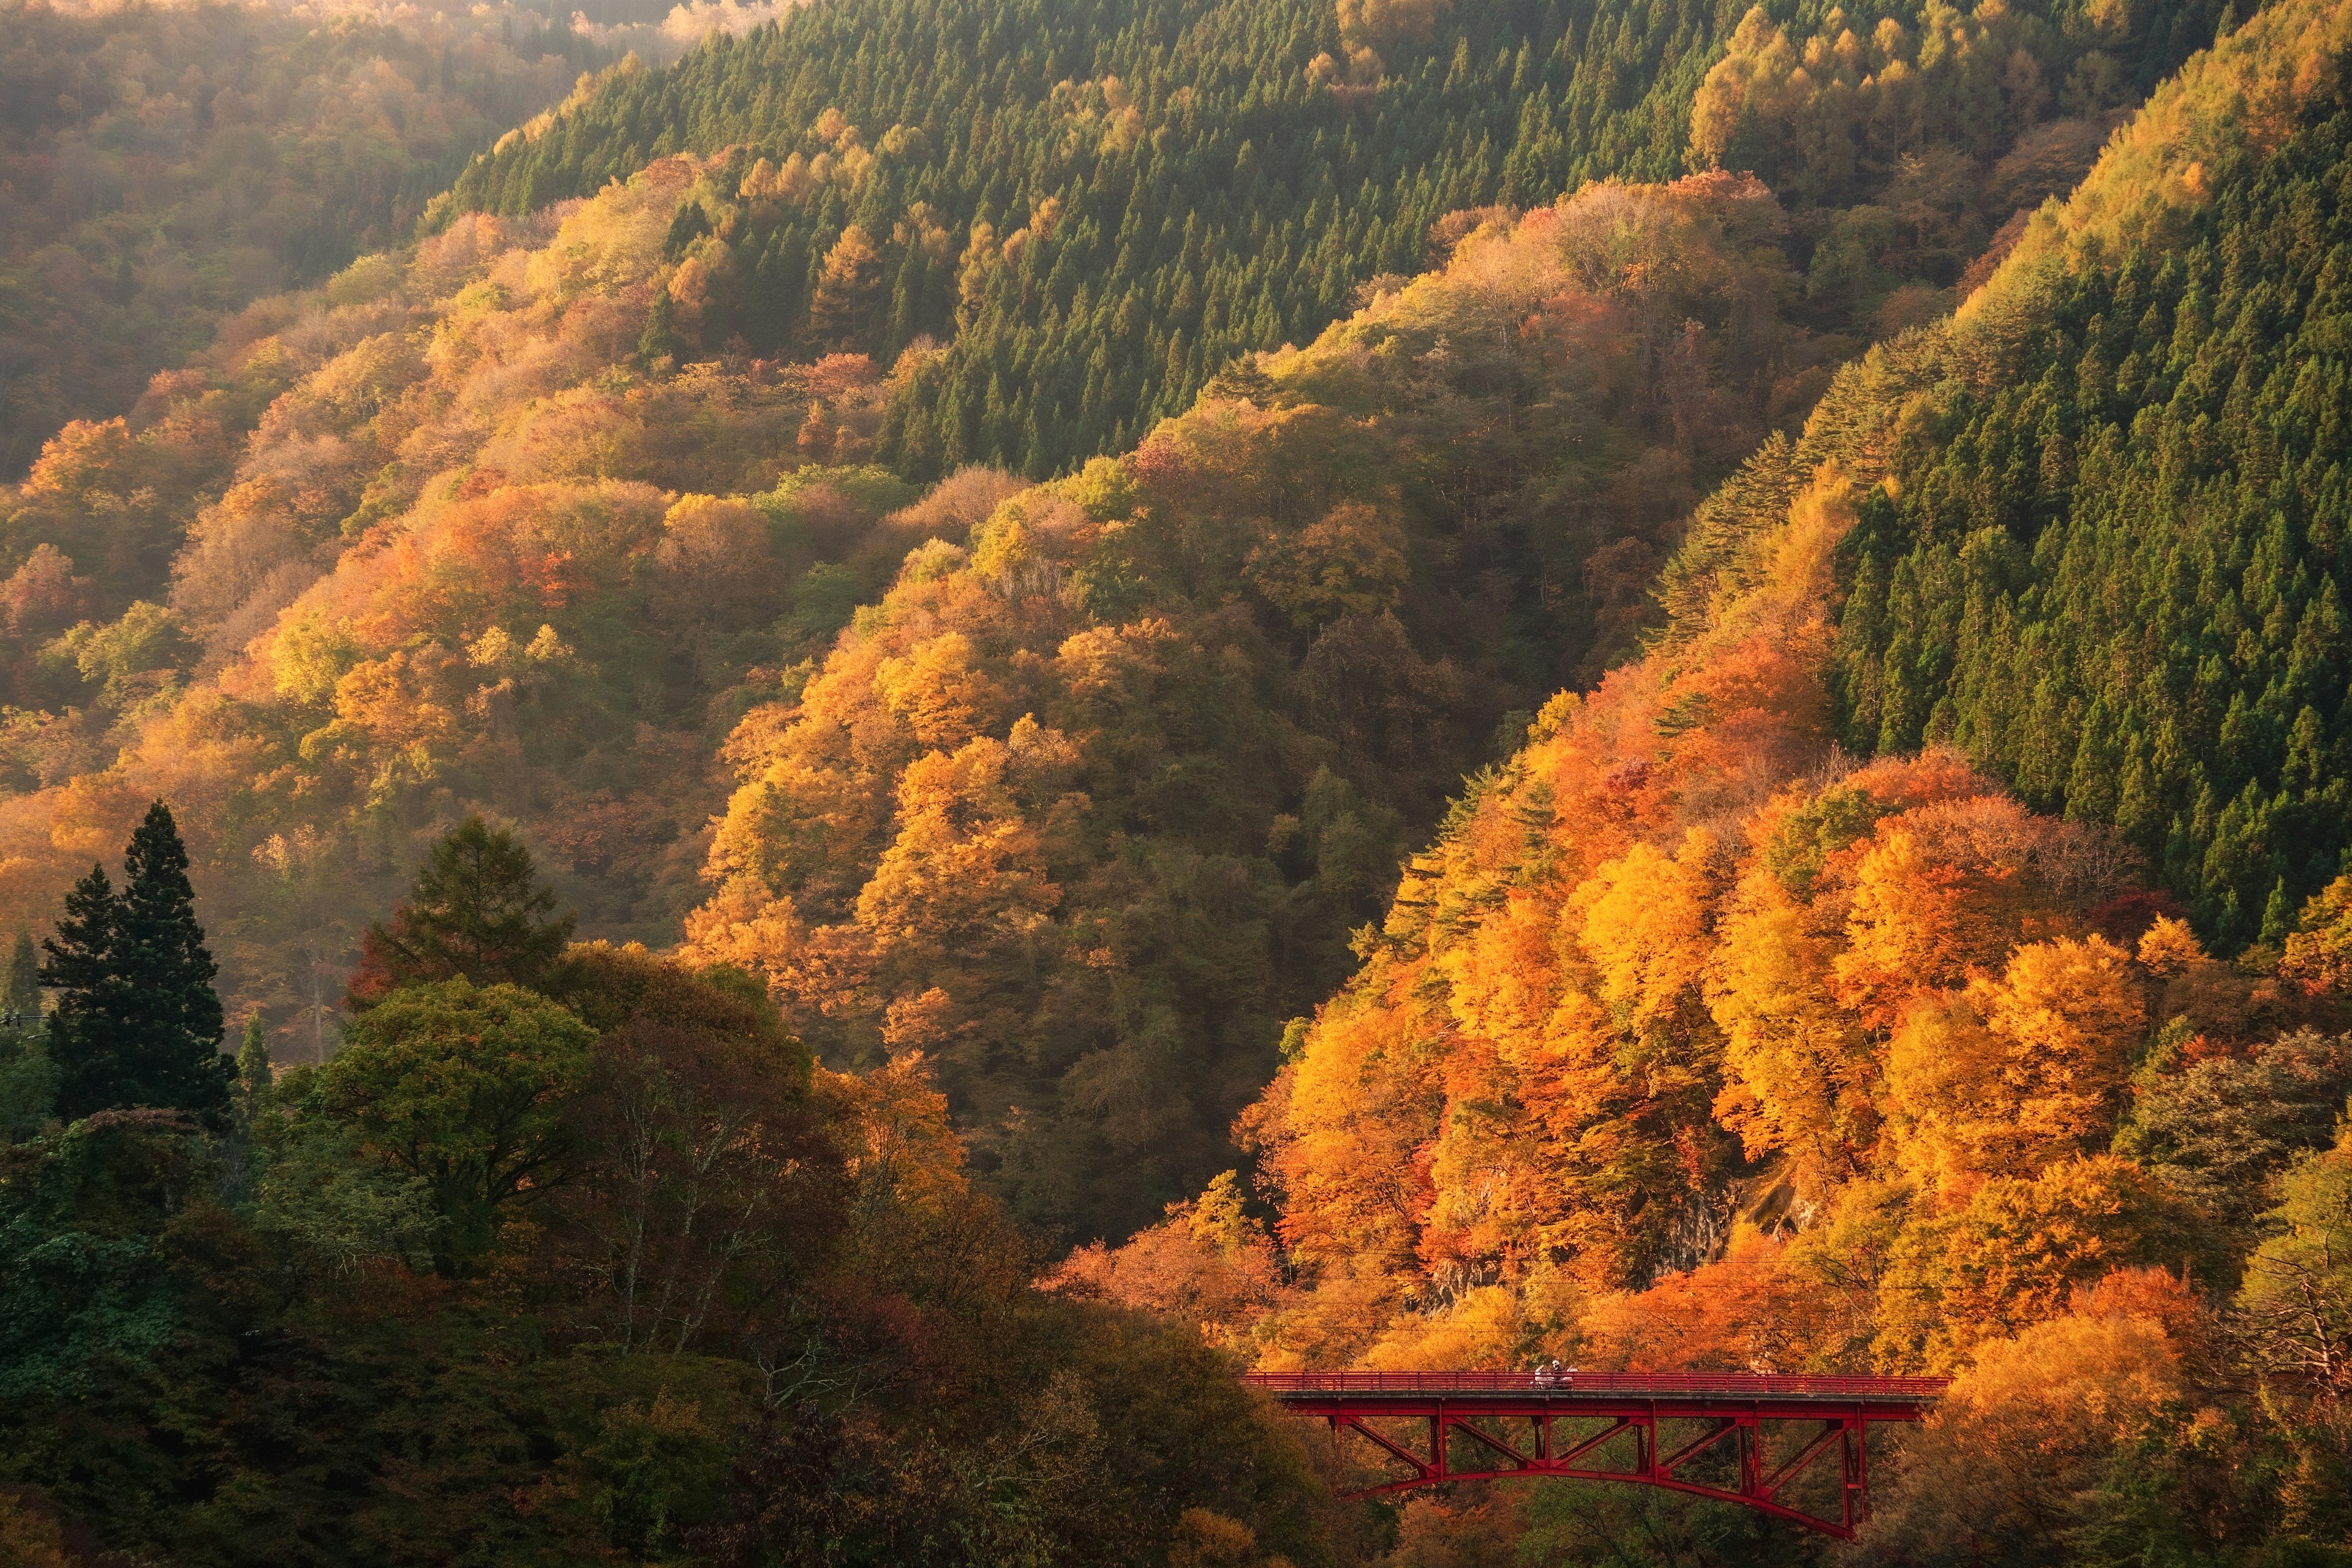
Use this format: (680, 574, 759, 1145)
(347, 816, 576, 1008)
(235, 1013, 271, 1118)
(40, 802, 229, 1120)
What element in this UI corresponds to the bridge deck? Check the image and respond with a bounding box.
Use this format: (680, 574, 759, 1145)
(1245, 1371, 1946, 1404)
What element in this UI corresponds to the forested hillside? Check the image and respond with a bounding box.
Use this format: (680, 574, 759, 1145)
(4, 0, 2352, 1558)
(440, 0, 2225, 477)
(0, 0, 2247, 1251)
(679, 167, 1847, 1238)
(1826, 66, 2352, 948)
(0, 144, 1846, 1242)
(0, 0, 603, 475)
(0, 162, 916, 1065)
(1064, 1, 2352, 1560)
(1645, 0, 2352, 951)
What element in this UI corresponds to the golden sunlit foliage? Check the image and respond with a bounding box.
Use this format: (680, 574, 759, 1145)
(1862, 1269, 2208, 1561)
(1218, 407, 2333, 1386)
(1232, 438, 2235, 1377)
(1133, 13, 2352, 1393)
(677, 172, 1850, 1240)
(13, 0, 2352, 1557)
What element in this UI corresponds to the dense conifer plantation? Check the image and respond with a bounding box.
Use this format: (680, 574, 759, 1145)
(1830, 75, 2352, 946)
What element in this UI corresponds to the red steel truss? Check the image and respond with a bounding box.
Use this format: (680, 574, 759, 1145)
(1243, 1371, 1948, 1540)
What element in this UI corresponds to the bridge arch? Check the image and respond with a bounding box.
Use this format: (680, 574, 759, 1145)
(1243, 1371, 1946, 1540)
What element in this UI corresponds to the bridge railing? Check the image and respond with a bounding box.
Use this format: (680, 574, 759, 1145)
(1242, 1370, 1948, 1400)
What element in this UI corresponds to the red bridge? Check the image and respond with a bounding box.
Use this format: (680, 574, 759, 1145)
(1243, 1371, 1947, 1539)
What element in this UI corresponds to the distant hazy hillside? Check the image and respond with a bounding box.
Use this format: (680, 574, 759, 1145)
(0, 0, 601, 474)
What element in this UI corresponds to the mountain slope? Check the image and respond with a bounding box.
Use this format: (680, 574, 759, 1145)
(1632, 0, 2352, 952)
(1136, 0, 2352, 1378)
(0, 162, 921, 1058)
(678, 172, 1828, 1236)
(0, 0, 2248, 1246)
(6, 87, 1828, 1250)
(438, 0, 2225, 478)
(1825, 34, 2352, 947)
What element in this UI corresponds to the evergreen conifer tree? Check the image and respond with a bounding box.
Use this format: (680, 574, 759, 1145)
(40, 803, 230, 1120)
(41, 862, 124, 1121)
(638, 285, 680, 370)
(236, 1013, 271, 1118)
(0, 929, 53, 1139)
(118, 802, 231, 1115)
(347, 816, 576, 1008)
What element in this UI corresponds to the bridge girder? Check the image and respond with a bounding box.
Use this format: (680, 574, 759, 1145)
(1244, 1374, 1944, 1540)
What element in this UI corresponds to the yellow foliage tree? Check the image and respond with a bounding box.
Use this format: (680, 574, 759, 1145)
(1863, 1284, 2195, 1561)
(1706, 869, 1873, 1188)
(1577, 829, 1722, 1031)
(1887, 935, 2143, 1191)
(1874, 1155, 2185, 1370)
(873, 630, 1001, 750)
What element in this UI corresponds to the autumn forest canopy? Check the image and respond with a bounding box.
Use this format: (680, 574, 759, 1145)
(4, 0, 2352, 1562)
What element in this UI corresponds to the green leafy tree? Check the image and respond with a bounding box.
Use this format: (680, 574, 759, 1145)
(2239, 1120, 2352, 1398)
(38, 802, 228, 1122)
(320, 977, 596, 1275)
(554, 943, 832, 1355)
(0, 1044, 53, 1142)
(4, 932, 38, 1023)
(0, 1108, 211, 1402)
(247, 1063, 437, 1278)
(346, 816, 576, 1008)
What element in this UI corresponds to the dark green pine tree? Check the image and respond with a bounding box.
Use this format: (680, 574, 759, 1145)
(347, 815, 576, 1007)
(42, 863, 125, 1120)
(42, 803, 230, 1120)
